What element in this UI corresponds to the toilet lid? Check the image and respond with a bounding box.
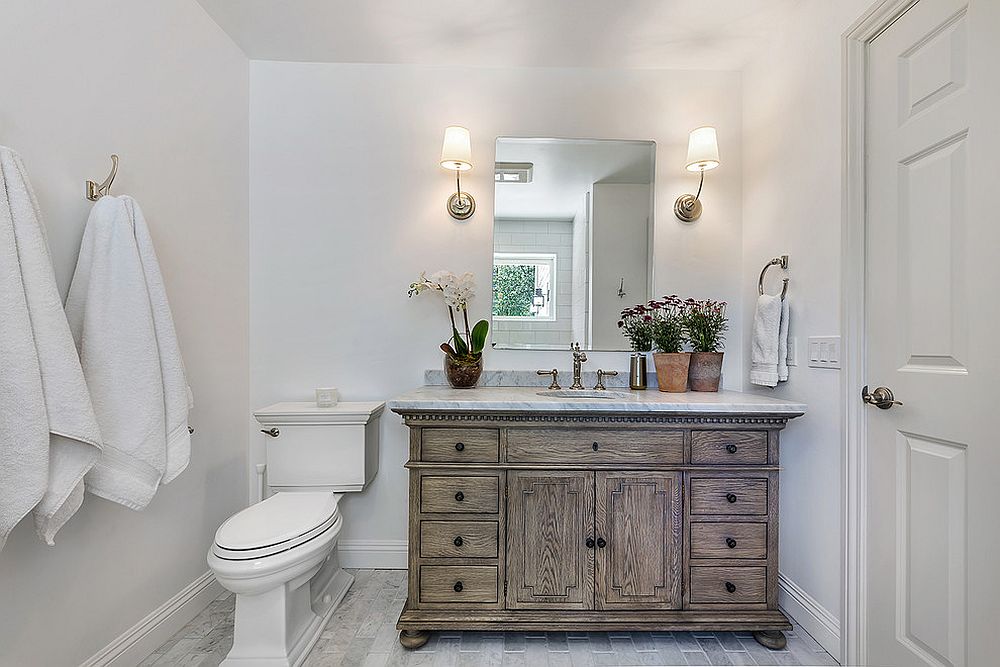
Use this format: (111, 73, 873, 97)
(213, 492, 341, 560)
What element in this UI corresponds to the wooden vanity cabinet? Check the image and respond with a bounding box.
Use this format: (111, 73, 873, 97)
(393, 411, 797, 650)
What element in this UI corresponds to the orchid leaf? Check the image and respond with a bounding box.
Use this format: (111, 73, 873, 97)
(440, 343, 457, 357)
(452, 327, 469, 356)
(470, 320, 489, 354)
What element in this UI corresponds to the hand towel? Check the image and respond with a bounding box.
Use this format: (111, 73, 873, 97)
(777, 297, 790, 382)
(0, 146, 102, 549)
(65, 196, 191, 510)
(749, 293, 783, 387)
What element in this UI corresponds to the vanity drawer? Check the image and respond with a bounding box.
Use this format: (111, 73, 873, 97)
(419, 565, 499, 604)
(507, 428, 683, 465)
(690, 566, 767, 604)
(420, 474, 500, 514)
(691, 431, 768, 465)
(690, 478, 768, 515)
(690, 522, 768, 559)
(420, 521, 498, 558)
(422, 428, 499, 462)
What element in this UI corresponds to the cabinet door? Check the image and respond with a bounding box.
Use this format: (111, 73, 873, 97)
(595, 471, 682, 609)
(506, 471, 594, 610)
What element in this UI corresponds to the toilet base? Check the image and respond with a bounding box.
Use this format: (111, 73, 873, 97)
(221, 550, 353, 667)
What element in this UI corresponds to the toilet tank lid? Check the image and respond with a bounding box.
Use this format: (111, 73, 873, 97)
(215, 492, 340, 550)
(254, 401, 384, 426)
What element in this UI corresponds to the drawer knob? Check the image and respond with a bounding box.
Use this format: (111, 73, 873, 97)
(726, 537, 737, 549)
(586, 537, 595, 549)
(260, 428, 280, 438)
(596, 537, 607, 549)
(455, 442, 465, 451)
(726, 493, 738, 504)
(454, 491, 465, 502)
(453, 536, 463, 547)
(454, 581, 464, 592)
(592, 442, 599, 451)
(725, 581, 737, 593)
(726, 444, 738, 454)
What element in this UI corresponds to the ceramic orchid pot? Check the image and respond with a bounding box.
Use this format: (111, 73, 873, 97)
(652, 352, 690, 393)
(689, 351, 724, 392)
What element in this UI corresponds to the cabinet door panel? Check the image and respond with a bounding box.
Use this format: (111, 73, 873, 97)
(506, 471, 594, 610)
(595, 472, 682, 609)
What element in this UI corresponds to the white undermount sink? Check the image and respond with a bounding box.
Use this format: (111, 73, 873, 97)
(537, 389, 634, 400)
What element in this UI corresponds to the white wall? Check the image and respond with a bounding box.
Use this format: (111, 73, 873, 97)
(0, 2, 249, 664)
(740, 0, 874, 657)
(250, 61, 744, 555)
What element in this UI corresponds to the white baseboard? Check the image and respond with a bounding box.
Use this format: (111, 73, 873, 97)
(778, 571, 841, 661)
(81, 571, 223, 667)
(338, 539, 408, 569)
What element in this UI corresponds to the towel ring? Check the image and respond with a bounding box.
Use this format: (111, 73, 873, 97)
(758, 255, 789, 299)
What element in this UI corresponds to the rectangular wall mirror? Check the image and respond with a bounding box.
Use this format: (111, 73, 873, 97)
(491, 137, 655, 351)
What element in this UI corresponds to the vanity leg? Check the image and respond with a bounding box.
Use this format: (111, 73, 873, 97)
(752, 630, 787, 650)
(399, 629, 430, 649)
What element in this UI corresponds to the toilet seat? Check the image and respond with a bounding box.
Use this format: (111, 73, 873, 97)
(212, 492, 341, 561)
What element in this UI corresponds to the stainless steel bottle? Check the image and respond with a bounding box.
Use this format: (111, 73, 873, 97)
(629, 353, 648, 390)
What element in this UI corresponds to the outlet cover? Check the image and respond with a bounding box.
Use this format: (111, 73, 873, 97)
(807, 336, 841, 369)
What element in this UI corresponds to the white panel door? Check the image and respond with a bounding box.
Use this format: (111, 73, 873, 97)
(866, 1, 1000, 665)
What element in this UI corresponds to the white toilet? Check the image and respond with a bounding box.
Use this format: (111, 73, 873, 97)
(208, 401, 384, 667)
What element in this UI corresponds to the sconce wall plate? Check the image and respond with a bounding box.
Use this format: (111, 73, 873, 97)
(673, 193, 702, 223)
(447, 191, 476, 220)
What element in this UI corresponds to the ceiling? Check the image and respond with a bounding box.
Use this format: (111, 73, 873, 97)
(196, 0, 796, 69)
(494, 139, 654, 220)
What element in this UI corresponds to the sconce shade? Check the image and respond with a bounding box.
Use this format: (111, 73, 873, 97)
(440, 126, 473, 171)
(685, 126, 720, 172)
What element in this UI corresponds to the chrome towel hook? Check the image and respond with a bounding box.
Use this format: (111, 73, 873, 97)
(758, 255, 789, 299)
(86, 154, 119, 201)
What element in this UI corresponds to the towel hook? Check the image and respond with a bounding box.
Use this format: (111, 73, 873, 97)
(758, 255, 789, 299)
(86, 154, 119, 201)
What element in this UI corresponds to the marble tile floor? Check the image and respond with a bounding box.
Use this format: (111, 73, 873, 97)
(142, 569, 838, 667)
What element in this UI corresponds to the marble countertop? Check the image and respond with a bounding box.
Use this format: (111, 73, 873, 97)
(388, 385, 806, 415)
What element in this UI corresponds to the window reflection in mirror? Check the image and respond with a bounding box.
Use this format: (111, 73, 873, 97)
(491, 138, 655, 351)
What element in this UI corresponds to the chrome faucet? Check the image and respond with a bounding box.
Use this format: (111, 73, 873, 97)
(570, 342, 587, 390)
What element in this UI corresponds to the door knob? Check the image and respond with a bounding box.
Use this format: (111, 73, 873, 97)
(260, 428, 280, 437)
(596, 537, 607, 548)
(586, 537, 595, 549)
(861, 385, 903, 410)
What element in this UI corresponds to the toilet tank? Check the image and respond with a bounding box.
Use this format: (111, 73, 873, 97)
(253, 401, 384, 492)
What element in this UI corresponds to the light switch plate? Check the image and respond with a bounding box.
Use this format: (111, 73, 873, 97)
(808, 336, 841, 369)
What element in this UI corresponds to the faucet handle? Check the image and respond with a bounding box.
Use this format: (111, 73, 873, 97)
(594, 369, 619, 391)
(537, 368, 561, 390)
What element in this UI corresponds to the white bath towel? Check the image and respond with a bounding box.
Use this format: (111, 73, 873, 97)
(66, 196, 191, 510)
(749, 293, 789, 387)
(0, 146, 102, 549)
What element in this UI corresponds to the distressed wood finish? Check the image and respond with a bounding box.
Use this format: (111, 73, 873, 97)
(689, 477, 768, 515)
(419, 565, 498, 604)
(690, 566, 767, 604)
(394, 408, 797, 648)
(419, 473, 500, 514)
(420, 521, 498, 559)
(506, 471, 595, 610)
(690, 522, 768, 559)
(422, 427, 499, 462)
(507, 428, 684, 465)
(690, 430, 768, 465)
(595, 471, 682, 610)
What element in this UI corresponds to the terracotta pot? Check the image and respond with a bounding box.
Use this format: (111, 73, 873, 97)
(689, 351, 724, 392)
(652, 352, 690, 393)
(444, 354, 483, 389)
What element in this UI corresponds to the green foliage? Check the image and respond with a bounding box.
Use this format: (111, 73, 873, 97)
(684, 299, 729, 352)
(492, 264, 536, 317)
(651, 316, 685, 353)
(451, 327, 469, 356)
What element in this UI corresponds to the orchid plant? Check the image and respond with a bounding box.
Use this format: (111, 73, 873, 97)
(409, 270, 489, 363)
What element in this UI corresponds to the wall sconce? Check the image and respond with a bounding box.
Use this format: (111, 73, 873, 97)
(440, 125, 476, 220)
(674, 126, 720, 222)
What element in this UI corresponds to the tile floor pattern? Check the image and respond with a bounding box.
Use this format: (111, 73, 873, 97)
(144, 569, 838, 666)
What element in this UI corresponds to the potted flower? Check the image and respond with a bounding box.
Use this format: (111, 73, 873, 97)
(683, 298, 728, 391)
(617, 304, 655, 389)
(649, 295, 689, 392)
(409, 270, 489, 389)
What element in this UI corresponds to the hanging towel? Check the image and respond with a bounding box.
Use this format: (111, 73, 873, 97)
(0, 146, 103, 549)
(777, 297, 790, 383)
(749, 293, 788, 387)
(65, 196, 192, 510)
